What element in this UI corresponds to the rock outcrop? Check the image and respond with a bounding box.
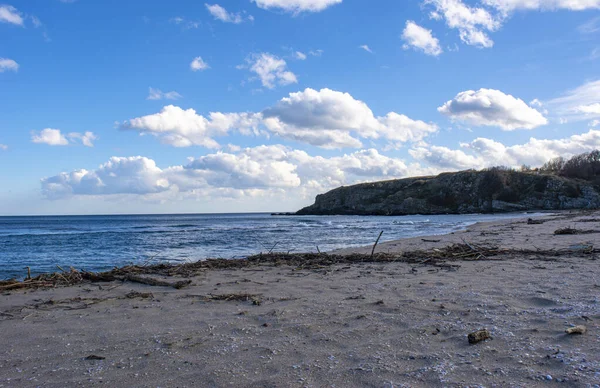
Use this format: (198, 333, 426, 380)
(296, 170, 600, 215)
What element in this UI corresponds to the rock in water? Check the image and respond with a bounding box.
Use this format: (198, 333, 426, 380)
(468, 329, 491, 344)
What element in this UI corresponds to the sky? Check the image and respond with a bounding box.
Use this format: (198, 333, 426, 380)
(1, 0, 599, 215)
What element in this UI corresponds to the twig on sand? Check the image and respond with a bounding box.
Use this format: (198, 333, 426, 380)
(461, 238, 487, 260)
(371, 231, 384, 259)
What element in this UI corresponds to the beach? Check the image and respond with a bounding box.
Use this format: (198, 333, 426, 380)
(1, 210, 599, 387)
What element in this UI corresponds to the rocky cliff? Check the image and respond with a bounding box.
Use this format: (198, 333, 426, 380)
(296, 170, 600, 215)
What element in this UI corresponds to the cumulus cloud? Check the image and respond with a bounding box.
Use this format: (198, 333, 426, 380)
(438, 88, 548, 130)
(31, 129, 69, 146)
(402, 21, 443, 56)
(547, 80, 600, 121)
(41, 145, 422, 200)
(425, 0, 500, 48)
(0, 4, 23, 25)
(31, 129, 97, 147)
(251, 0, 342, 13)
(42, 157, 170, 199)
(263, 88, 438, 148)
(147, 87, 182, 101)
(190, 56, 210, 71)
(120, 105, 261, 149)
(410, 129, 600, 170)
(240, 53, 297, 89)
(0, 58, 18, 72)
(425, 0, 600, 49)
(205, 3, 250, 23)
(122, 89, 437, 149)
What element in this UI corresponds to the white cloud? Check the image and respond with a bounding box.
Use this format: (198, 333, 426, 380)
(147, 87, 182, 101)
(591, 119, 600, 127)
(411, 129, 600, 170)
(251, 0, 342, 13)
(31, 128, 97, 147)
(547, 79, 600, 121)
(42, 157, 171, 199)
(359, 45, 373, 53)
(425, 0, 500, 48)
(31, 129, 69, 146)
(402, 21, 443, 56)
(120, 105, 262, 149)
(41, 145, 423, 201)
(67, 131, 97, 147)
(190, 56, 210, 71)
(425, 0, 600, 49)
(577, 103, 600, 114)
(0, 144, 7, 150)
(123, 89, 437, 149)
(0, 4, 23, 26)
(263, 88, 438, 148)
(484, 0, 600, 12)
(242, 53, 297, 89)
(294, 51, 307, 60)
(438, 88, 548, 130)
(205, 3, 249, 23)
(0, 58, 18, 72)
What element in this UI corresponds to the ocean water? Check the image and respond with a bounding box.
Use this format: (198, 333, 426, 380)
(0, 212, 541, 278)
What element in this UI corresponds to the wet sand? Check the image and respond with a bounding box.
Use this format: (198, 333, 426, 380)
(1, 210, 599, 387)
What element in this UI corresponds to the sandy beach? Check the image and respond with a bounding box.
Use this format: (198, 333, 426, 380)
(1, 211, 599, 387)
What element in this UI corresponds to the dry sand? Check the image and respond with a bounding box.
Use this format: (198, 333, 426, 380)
(1, 211, 599, 387)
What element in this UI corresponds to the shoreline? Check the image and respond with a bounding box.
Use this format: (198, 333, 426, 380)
(1, 209, 599, 386)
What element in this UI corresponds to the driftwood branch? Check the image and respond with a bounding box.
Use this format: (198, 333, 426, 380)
(371, 231, 384, 259)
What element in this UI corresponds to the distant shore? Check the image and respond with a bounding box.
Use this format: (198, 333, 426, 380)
(0, 209, 598, 386)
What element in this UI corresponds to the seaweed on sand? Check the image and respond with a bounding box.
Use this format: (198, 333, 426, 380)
(2, 243, 598, 292)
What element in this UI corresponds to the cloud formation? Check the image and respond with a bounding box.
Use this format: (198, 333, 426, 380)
(547, 79, 600, 121)
(31, 129, 97, 147)
(0, 58, 18, 72)
(402, 21, 443, 56)
(425, 0, 600, 48)
(484, 0, 600, 12)
(190, 56, 210, 71)
(425, 0, 500, 48)
(41, 145, 418, 200)
(147, 87, 182, 101)
(242, 53, 297, 89)
(438, 88, 548, 130)
(411, 129, 600, 170)
(0, 4, 23, 26)
(359, 45, 373, 53)
(121, 88, 438, 149)
(252, 0, 342, 13)
(205, 3, 250, 23)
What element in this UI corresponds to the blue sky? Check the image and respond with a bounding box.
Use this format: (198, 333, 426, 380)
(1, 0, 599, 215)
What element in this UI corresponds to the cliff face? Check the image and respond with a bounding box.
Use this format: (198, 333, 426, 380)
(296, 170, 600, 215)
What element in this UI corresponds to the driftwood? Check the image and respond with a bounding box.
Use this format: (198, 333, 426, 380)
(565, 325, 587, 335)
(4, 243, 599, 292)
(370, 231, 384, 259)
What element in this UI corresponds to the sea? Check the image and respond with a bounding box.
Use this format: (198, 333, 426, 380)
(0, 212, 543, 279)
